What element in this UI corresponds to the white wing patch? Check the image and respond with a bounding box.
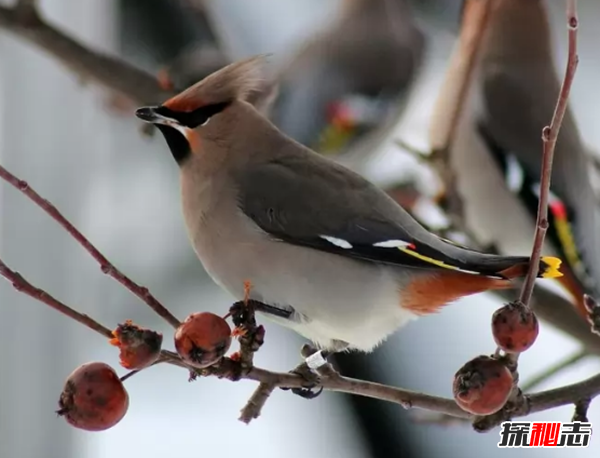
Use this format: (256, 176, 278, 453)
(320, 235, 353, 249)
(373, 239, 412, 248)
(505, 154, 525, 192)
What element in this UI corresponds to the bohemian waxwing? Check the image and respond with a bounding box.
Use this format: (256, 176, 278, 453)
(270, 0, 425, 154)
(135, 56, 562, 353)
(431, 0, 599, 319)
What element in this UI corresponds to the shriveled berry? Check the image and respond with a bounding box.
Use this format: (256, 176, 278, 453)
(57, 362, 129, 431)
(492, 302, 539, 353)
(453, 355, 513, 415)
(110, 320, 162, 370)
(174, 312, 232, 368)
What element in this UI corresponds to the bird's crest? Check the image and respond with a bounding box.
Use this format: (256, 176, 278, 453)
(162, 54, 271, 113)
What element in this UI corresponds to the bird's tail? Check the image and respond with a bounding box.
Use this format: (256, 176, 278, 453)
(497, 256, 563, 280)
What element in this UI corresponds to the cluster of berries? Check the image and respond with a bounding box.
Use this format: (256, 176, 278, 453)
(453, 302, 539, 415)
(58, 312, 233, 431)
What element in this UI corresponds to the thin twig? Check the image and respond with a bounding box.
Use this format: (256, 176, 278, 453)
(496, 0, 579, 365)
(0, 164, 181, 329)
(427, 0, 495, 222)
(239, 382, 276, 424)
(480, 0, 581, 429)
(428, 0, 494, 159)
(0, 257, 113, 338)
(518, 0, 579, 307)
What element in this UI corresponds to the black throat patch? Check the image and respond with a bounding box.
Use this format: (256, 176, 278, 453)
(156, 125, 191, 165)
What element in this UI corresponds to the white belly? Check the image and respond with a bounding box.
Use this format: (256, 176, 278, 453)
(190, 208, 418, 352)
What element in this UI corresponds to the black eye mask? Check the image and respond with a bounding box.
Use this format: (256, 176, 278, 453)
(155, 101, 231, 129)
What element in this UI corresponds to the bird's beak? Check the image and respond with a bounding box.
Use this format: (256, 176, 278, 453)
(135, 106, 174, 125)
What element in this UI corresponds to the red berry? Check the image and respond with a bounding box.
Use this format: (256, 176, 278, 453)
(110, 320, 162, 370)
(453, 355, 513, 415)
(492, 302, 539, 353)
(57, 362, 129, 431)
(174, 312, 232, 368)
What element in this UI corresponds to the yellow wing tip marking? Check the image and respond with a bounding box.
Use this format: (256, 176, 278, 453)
(541, 256, 563, 279)
(397, 247, 479, 275)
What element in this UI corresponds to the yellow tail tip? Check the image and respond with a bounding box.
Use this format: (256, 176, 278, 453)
(541, 256, 563, 279)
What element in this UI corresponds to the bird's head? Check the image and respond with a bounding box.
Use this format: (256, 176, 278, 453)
(136, 55, 272, 166)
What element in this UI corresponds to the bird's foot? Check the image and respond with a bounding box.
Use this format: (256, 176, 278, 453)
(282, 345, 335, 399)
(228, 297, 266, 367)
(287, 362, 324, 399)
(232, 323, 266, 353)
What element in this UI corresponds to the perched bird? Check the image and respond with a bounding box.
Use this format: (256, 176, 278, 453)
(135, 56, 562, 353)
(430, 0, 600, 319)
(270, 0, 425, 154)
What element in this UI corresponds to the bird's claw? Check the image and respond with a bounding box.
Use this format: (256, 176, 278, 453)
(282, 357, 324, 399)
(237, 324, 265, 353)
(229, 300, 254, 329)
(291, 385, 324, 399)
(229, 299, 265, 354)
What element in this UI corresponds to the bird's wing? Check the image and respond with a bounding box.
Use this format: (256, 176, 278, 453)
(237, 152, 530, 277)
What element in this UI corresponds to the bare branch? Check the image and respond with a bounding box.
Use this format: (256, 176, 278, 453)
(239, 382, 276, 424)
(477, 0, 582, 430)
(427, 0, 494, 222)
(428, 0, 493, 158)
(0, 257, 113, 338)
(502, 0, 579, 366)
(518, 0, 579, 307)
(0, 164, 181, 329)
(0, 4, 173, 104)
(2, 246, 600, 426)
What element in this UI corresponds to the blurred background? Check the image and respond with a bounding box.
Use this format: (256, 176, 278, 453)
(1, 0, 600, 457)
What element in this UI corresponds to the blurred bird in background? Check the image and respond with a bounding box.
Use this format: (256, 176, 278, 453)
(270, 0, 426, 156)
(430, 0, 600, 321)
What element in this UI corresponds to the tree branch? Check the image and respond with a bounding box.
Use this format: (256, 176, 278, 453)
(0, 4, 173, 104)
(428, 0, 493, 159)
(239, 382, 277, 424)
(518, 0, 579, 307)
(503, 0, 579, 364)
(0, 164, 181, 329)
(0, 257, 113, 338)
(427, 0, 494, 222)
(3, 249, 600, 426)
(477, 0, 583, 429)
